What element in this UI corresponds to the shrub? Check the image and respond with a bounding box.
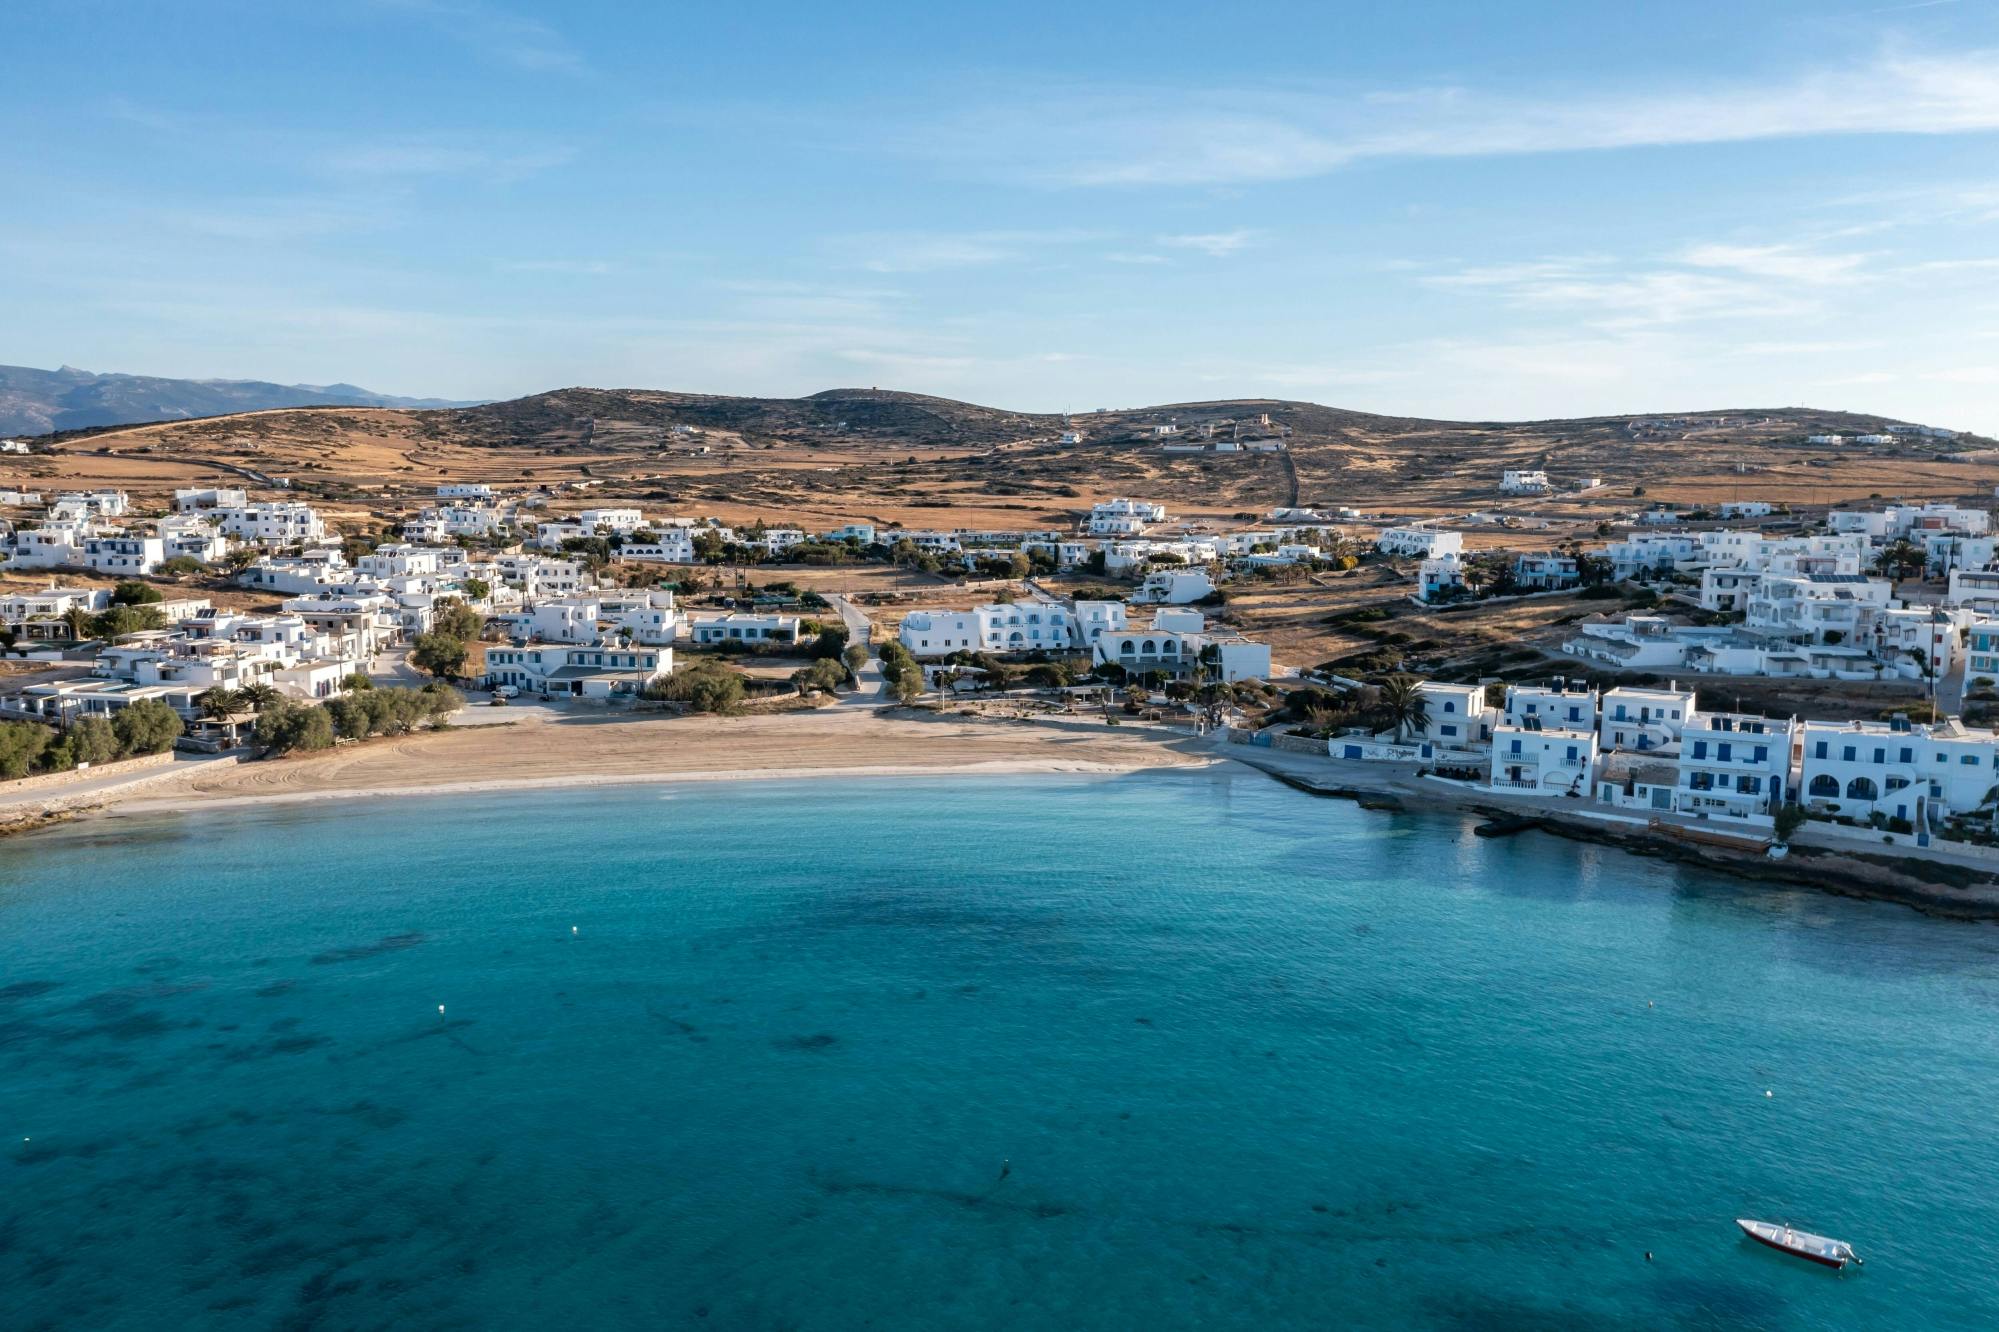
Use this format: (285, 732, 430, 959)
(0, 721, 52, 779)
(411, 631, 469, 679)
(70, 716, 120, 765)
(254, 701, 334, 753)
(111, 581, 164, 606)
(112, 699, 183, 756)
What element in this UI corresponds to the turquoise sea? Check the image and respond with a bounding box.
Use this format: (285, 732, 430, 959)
(4, 769, 1999, 1330)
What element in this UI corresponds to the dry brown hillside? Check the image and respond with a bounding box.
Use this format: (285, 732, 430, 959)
(11, 387, 1997, 531)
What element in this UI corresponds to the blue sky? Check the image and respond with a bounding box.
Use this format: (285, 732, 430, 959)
(5, 1, 1999, 429)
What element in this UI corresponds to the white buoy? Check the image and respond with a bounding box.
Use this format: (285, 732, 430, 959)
(571, 926, 578, 936)
(1765, 1089, 1773, 1098)
(438, 1004, 446, 1017)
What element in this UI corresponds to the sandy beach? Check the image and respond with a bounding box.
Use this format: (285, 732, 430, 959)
(101, 707, 1217, 818)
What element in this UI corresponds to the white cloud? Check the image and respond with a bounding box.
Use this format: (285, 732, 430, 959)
(321, 137, 573, 180)
(1678, 243, 1872, 285)
(1157, 230, 1257, 257)
(894, 48, 1999, 187)
(837, 228, 1098, 273)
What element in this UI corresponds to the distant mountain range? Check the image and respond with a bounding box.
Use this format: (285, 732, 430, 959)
(0, 363, 482, 437)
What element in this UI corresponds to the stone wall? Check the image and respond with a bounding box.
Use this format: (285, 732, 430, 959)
(0, 749, 176, 795)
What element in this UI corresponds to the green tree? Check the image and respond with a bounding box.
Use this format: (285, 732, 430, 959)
(891, 670, 925, 705)
(254, 701, 334, 753)
(156, 555, 205, 576)
(411, 631, 470, 679)
(111, 581, 164, 606)
(195, 687, 242, 721)
(809, 626, 849, 660)
(341, 671, 374, 692)
(1380, 674, 1430, 740)
(324, 694, 373, 740)
(61, 605, 95, 642)
(237, 682, 282, 712)
(69, 716, 121, 765)
(92, 605, 164, 641)
(460, 577, 491, 602)
(0, 721, 52, 778)
(431, 599, 485, 642)
(792, 657, 847, 695)
(842, 642, 869, 677)
(111, 699, 183, 756)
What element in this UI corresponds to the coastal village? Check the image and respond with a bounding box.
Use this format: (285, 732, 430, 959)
(7, 415, 1999, 905)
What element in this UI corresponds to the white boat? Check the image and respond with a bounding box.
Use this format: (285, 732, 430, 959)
(1736, 1218, 1861, 1269)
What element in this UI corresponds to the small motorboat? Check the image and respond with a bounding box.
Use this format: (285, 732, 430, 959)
(1736, 1218, 1862, 1269)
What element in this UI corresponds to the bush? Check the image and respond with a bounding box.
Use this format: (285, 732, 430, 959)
(792, 657, 847, 695)
(646, 662, 746, 713)
(111, 581, 164, 606)
(70, 716, 120, 765)
(112, 699, 183, 756)
(411, 631, 469, 679)
(0, 721, 52, 779)
(255, 702, 336, 754)
(1773, 804, 1806, 842)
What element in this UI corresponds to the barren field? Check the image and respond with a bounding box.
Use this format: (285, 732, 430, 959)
(14, 389, 1993, 542)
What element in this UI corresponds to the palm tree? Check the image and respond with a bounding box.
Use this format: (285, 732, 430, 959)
(195, 687, 241, 721)
(1875, 539, 1926, 588)
(61, 605, 93, 643)
(238, 682, 281, 712)
(1380, 673, 1429, 741)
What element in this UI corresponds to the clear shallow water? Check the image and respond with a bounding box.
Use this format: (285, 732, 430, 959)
(4, 771, 1998, 1331)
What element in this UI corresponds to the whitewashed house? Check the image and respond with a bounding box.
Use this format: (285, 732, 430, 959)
(1417, 554, 1465, 603)
(216, 502, 324, 548)
(1416, 682, 1496, 751)
(1503, 682, 1597, 731)
(1598, 684, 1698, 753)
(1377, 527, 1463, 560)
(1489, 721, 1598, 795)
(688, 613, 801, 645)
(1672, 713, 1797, 824)
(1500, 469, 1550, 494)
(483, 643, 672, 698)
(174, 487, 248, 511)
(1799, 717, 1999, 831)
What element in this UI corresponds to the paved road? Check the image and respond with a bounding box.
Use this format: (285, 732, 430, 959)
(825, 594, 890, 706)
(0, 751, 241, 814)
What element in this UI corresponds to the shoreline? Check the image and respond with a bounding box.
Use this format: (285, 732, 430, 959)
(13, 704, 1999, 920)
(108, 754, 1205, 817)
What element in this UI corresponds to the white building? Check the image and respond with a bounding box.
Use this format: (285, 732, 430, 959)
(216, 502, 324, 547)
(1500, 469, 1550, 494)
(174, 487, 248, 511)
(1377, 527, 1464, 560)
(1672, 713, 1798, 823)
(1131, 568, 1215, 605)
(1090, 612, 1271, 681)
(898, 602, 1080, 656)
(1800, 717, 1999, 832)
(1719, 501, 1774, 519)
(1489, 722, 1598, 795)
(437, 483, 494, 499)
(619, 530, 697, 564)
(1746, 573, 1893, 644)
(483, 643, 672, 699)
(1503, 682, 1598, 731)
(1598, 684, 1698, 753)
(577, 507, 646, 535)
(1417, 554, 1464, 603)
(688, 613, 802, 645)
(82, 534, 166, 576)
(1513, 553, 1580, 590)
(1416, 682, 1496, 751)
